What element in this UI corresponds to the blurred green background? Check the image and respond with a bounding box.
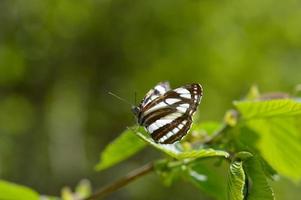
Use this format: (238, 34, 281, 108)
(0, 0, 301, 199)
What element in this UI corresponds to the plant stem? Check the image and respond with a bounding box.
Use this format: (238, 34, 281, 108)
(84, 162, 154, 200)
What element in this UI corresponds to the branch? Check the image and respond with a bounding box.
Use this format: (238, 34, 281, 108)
(84, 162, 154, 200)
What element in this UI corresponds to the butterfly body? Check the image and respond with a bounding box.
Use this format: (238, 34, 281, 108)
(132, 82, 203, 144)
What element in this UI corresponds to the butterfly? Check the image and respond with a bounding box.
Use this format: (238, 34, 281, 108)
(132, 82, 203, 144)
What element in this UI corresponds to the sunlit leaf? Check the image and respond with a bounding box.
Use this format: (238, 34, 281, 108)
(245, 118, 301, 181)
(95, 128, 146, 171)
(0, 180, 39, 200)
(136, 130, 229, 160)
(234, 99, 301, 119)
(235, 99, 301, 181)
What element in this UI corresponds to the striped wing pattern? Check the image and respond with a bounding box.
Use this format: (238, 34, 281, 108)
(141, 82, 170, 106)
(134, 82, 203, 144)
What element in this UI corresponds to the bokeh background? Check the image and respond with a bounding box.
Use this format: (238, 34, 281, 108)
(0, 0, 301, 199)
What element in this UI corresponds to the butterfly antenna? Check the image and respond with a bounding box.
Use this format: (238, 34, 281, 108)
(108, 92, 133, 106)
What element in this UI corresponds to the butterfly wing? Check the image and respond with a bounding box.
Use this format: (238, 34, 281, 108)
(141, 82, 170, 107)
(149, 113, 193, 144)
(139, 83, 203, 144)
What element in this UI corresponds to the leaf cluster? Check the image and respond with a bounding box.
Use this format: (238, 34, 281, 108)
(95, 87, 301, 199)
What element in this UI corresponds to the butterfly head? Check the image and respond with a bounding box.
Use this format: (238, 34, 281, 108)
(131, 106, 140, 117)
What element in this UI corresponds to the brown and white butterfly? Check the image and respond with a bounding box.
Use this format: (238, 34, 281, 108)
(132, 82, 203, 144)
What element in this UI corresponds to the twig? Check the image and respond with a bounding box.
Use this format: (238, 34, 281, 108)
(84, 162, 154, 200)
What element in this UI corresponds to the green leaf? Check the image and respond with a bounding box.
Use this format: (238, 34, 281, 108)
(243, 157, 275, 200)
(155, 158, 228, 199)
(234, 99, 301, 119)
(235, 99, 301, 181)
(227, 161, 246, 200)
(154, 160, 184, 187)
(136, 129, 229, 160)
(245, 118, 301, 181)
(95, 128, 146, 171)
(188, 161, 227, 200)
(235, 151, 253, 161)
(0, 180, 39, 200)
(227, 153, 274, 200)
(258, 158, 278, 181)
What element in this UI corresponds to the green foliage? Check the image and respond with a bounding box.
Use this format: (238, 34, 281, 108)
(135, 128, 229, 159)
(235, 99, 301, 181)
(154, 159, 228, 200)
(154, 159, 184, 187)
(0, 179, 91, 200)
(188, 161, 227, 200)
(243, 157, 275, 200)
(95, 125, 229, 199)
(1, 93, 301, 199)
(245, 118, 301, 181)
(95, 128, 146, 170)
(234, 99, 301, 119)
(227, 160, 246, 200)
(0, 180, 39, 200)
(1, 91, 287, 200)
(1, 0, 301, 198)
(235, 151, 253, 161)
(227, 153, 274, 200)
(93, 97, 301, 199)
